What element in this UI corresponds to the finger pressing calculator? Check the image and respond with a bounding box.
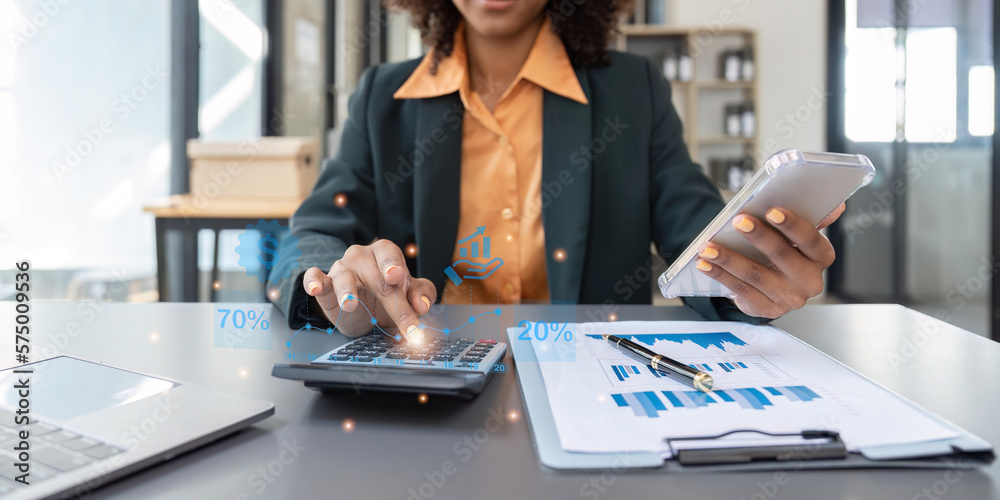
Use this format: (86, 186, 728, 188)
(272, 334, 508, 399)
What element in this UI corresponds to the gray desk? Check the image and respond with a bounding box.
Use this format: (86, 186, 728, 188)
(1, 303, 997, 499)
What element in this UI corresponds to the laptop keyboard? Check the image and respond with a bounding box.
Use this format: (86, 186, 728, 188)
(0, 408, 125, 494)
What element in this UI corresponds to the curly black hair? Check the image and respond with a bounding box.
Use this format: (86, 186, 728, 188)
(384, 0, 634, 74)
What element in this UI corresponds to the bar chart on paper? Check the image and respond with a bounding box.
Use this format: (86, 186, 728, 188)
(598, 354, 789, 388)
(611, 385, 822, 417)
(587, 332, 754, 356)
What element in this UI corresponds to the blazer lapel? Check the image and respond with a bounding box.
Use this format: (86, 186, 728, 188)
(413, 94, 463, 299)
(542, 68, 592, 302)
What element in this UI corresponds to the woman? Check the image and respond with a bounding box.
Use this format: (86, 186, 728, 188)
(268, 0, 843, 339)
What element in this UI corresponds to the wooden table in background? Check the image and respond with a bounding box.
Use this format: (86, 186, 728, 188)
(143, 195, 302, 302)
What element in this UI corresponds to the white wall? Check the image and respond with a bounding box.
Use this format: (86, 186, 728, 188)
(670, 0, 829, 157)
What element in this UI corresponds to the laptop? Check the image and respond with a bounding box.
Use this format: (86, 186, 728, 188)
(0, 356, 274, 499)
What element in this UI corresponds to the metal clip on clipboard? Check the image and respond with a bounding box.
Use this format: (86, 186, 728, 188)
(665, 429, 848, 466)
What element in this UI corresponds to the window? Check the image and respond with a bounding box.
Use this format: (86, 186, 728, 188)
(844, 27, 897, 142)
(844, 1, 990, 144)
(969, 65, 995, 137)
(904, 28, 957, 142)
(0, 0, 170, 274)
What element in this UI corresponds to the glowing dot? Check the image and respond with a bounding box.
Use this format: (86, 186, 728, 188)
(148, 331, 160, 343)
(238, 368, 249, 378)
(326, 328, 334, 334)
(342, 419, 356, 432)
(443, 328, 451, 335)
(267, 288, 281, 301)
(417, 393, 429, 404)
(370, 317, 378, 325)
(494, 308, 502, 316)
(212, 280, 222, 290)
(305, 322, 313, 330)
(405, 243, 419, 258)
(507, 410, 520, 421)
(506, 234, 513, 241)
(596, 394, 606, 403)
(468, 316, 476, 324)
(553, 248, 567, 262)
(334, 193, 349, 207)
(395, 334, 402, 341)
(607, 313, 618, 322)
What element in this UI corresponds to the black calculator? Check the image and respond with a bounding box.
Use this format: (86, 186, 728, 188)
(272, 334, 507, 399)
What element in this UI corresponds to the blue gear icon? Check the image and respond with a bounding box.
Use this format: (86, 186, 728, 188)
(236, 219, 302, 283)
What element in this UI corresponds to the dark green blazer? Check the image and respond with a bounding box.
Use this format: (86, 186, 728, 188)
(270, 51, 758, 327)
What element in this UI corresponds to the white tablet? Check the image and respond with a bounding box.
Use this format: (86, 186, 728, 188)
(658, 149, 875, 299)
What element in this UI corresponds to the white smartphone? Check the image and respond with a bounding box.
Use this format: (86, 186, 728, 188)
(658, 149, 875, 299)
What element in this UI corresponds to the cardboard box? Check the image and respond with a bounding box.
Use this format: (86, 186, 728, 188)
(187, 137, 318, 198)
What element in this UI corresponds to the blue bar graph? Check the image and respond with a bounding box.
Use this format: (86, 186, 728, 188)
(612, 391, 668, 417)
(716, 361, 750, 372)
(587, 332, 748, 352)
(687, 363, 714, 372)
(662, 391, 684, 408)
(457, 235, 491, 259)
(611, 365, 641, 381)
(654, 386, 821, 411)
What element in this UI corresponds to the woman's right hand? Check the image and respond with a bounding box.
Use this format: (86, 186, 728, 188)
(301, 240, 437, 341)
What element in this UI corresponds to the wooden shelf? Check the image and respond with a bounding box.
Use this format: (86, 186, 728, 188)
(697, 80, 756, 89)
(616, 23, 759, 168)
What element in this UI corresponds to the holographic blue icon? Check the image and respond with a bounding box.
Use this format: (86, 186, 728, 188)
(444, 226, 504, 286)
(236, 219, 301, 283)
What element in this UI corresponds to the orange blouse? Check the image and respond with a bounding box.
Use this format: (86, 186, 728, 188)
(394, 19, 587, 304)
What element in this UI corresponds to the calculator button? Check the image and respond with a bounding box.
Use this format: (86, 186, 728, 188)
(433, 355, 455, 362)
(461, 356, 482, 362)
(386, 352, 407, 359)
(354, 356, 374, 362)
(359, 350, 380, 357)
(334, 355, 352, 361)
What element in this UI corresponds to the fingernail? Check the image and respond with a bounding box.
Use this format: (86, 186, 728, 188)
(699, 246, 719, 259)
(734, 216, 754, 233)
(766, 208, 785, 225)
(307, 281, 320, 294)
(406, 325, 425, 344)
(385, 265, 398, 278)
(696, 259, 713, 272)
(339, 293, 353, 307)
(420, 295, 431, 313)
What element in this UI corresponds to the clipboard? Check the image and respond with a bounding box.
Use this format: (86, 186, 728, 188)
(506, 327, 994, 472)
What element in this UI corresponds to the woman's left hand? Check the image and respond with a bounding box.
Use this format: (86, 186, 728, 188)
(695, 203, 846, 319)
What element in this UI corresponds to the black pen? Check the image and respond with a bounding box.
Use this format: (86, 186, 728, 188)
(602, 334, 714, 393)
